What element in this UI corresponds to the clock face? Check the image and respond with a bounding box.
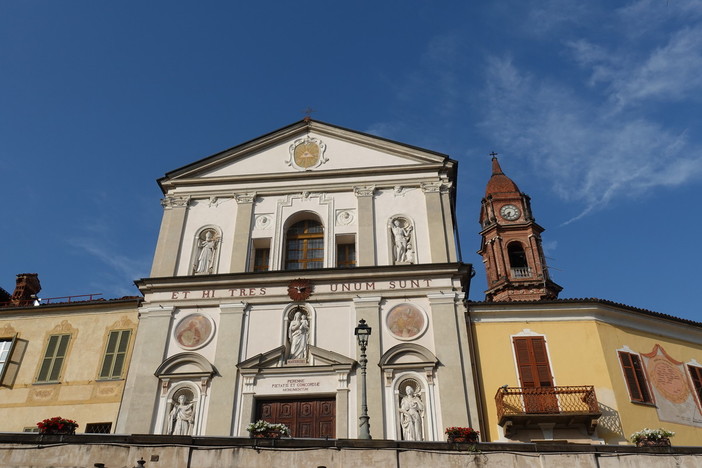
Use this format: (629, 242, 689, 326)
(500, 204, 520, 221)
(287, 278, 313, 301)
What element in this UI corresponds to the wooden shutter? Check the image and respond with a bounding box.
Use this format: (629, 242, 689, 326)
(618, 351, 652, 403)
(100, 330, 131, 379)
(513, 336, 554, 388)
(688, 365, 702, 405)
(37, 334, 70, 382)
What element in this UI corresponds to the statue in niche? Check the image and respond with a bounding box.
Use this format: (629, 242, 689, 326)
(399, 385, 424, 441)
(288, 309, 310, 361)
(193, 229, 219, 274)
(391, 218, 414, 264)
(169, 394, 195, 435)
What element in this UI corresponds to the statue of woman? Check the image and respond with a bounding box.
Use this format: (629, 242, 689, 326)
(169, 394, 195, 435)
(399, 386, 424, 441)
(288, 311, 309, 360)
(194, 231, 218, 274)
(391, 219, 413, 264)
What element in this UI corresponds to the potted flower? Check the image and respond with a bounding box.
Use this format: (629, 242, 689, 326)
(246, 420, 291, 439)
(630, 428, 674, 447)
(36, 417, 78, 435)
(445, 426, 479, 443)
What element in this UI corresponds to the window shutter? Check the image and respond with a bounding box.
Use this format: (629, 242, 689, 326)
(688, 365, 702, 404)
(0, 335, 25, 387)
(37, 334, 71, 382)
(618, 351, 652, 403)
(100, 330, 131, 379)
(513, 336, 553, 388)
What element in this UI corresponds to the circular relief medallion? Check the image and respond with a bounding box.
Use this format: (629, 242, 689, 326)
(174, 313, 215, 350)
(386, 303, 427, 340)
(647, 355, 690, 404)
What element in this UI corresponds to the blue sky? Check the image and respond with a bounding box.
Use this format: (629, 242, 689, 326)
(2, 1, 701, 321)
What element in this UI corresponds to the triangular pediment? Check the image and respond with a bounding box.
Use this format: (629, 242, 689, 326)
(237, 345, 355, 371)
(158, 120, 452, 191)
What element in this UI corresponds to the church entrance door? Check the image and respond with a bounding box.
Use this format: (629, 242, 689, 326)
(256, 397, 335, 438)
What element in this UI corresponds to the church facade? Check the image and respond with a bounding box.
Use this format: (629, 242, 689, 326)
(115, 119, 480, 440)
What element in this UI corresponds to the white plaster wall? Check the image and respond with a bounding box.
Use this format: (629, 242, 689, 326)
(201, 132, 417, 178)
(175, 198, 238, 276)
(244, 305, 286, 358)
(312, 302, 357, 357)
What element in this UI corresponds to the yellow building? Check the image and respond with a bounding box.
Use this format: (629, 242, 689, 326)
(0, 274, 139, 433)
(470, 300, 702, 445)
(471, 158, 702, 446)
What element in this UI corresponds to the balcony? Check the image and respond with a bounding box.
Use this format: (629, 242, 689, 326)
(510, 267, 532, 278)
(495, 386, 601, 436)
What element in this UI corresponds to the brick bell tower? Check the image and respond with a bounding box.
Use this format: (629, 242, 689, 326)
(478, 155, 562, 302)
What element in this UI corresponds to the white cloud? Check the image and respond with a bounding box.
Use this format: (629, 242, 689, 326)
(478, 56, 702, 222)
(67, 236, 149, 293)
(611, 26, 702, 107)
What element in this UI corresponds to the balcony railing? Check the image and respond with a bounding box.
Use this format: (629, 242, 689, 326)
(510, 267, 532, 278)
(496, 386, 601, 435)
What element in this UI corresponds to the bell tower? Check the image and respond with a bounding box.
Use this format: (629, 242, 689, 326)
(478, 155, 562, 302)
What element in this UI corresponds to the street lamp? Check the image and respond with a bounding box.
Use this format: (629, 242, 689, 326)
(355, 318, 372, 439)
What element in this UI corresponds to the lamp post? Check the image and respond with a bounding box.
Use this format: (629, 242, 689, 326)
(355, 318, 372, 439)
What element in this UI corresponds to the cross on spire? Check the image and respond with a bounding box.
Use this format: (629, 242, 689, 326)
(302, 107, 316, 122)
(489, 151, 498, 158)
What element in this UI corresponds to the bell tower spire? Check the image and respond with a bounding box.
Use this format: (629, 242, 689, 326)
(478, 155, 562, 302)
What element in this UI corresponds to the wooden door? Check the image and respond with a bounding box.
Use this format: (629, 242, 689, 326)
(513, 336, 559, 413)
(256, 398, 335, 438)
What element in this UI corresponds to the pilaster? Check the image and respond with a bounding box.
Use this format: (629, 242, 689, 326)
(229, 193, 255, 272)
(354, 186, 376, 266)
(428, 293, 479, 429)
(116, 306, 174, 434)
(151, 196, 190, 277)
(205, 302, 248, 435)
(422, 182, 449, 263)
(353, 296, 383, 437)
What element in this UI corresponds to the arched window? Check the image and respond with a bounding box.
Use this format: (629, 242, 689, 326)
(507, 242, 530, 278)
(285, 220, 324, 270)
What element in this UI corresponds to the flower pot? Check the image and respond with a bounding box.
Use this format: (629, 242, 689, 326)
(448, 434, 478, 443)
(636, 437, 670, 447)
(40, 429, 76, 435)
(250, 430, 282, 439)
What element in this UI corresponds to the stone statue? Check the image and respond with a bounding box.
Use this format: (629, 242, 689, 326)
(288, 311, 310, 360)
(399, 386, 424, 441)
(391, 219, 414, 264)
(169, 394, 195, 435)
(194, 230, 218, 274)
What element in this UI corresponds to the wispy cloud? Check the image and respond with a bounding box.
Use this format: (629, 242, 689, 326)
(66, 236, 149, 297)
(477, 2, 702, 223)
(479, 55, 702, 223)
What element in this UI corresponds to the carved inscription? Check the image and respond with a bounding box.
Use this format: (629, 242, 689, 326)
(271, 378, 322, 393)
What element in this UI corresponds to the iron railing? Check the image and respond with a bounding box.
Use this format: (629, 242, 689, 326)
(496, 385, 599, 419)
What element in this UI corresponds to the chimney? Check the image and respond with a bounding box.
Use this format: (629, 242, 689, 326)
(11, 273, 41, 307)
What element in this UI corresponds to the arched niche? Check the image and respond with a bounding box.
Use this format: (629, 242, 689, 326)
(153, 352, 217, 436)
(190, 225, 223, 275)
(388, 215, 417, 265)
(281, 303, 316, 365)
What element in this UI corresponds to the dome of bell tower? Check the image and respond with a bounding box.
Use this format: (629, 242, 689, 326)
(485, 156, 520, 197)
